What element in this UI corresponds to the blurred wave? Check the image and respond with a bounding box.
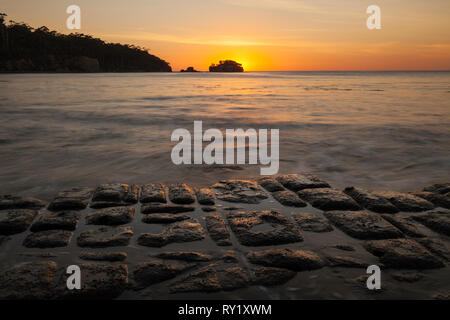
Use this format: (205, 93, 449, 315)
(0, 71, 449, 199)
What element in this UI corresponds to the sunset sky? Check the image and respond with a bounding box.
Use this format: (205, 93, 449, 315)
(2, 0, 450, 71)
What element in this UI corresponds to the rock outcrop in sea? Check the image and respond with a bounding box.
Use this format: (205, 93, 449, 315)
(180, 67, 198, 72)
(209, 60, 244, 72)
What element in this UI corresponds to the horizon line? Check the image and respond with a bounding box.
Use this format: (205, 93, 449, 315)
(1, 70, 450, 75)
(185, 69, 450, 72)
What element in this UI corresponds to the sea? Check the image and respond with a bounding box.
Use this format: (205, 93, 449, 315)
(0, 71, 449, 200)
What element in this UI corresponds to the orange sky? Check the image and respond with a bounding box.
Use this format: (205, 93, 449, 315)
(2, 0, 450, 71)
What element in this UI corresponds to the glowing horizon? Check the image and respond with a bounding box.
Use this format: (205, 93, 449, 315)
(2, 0, 449, 71)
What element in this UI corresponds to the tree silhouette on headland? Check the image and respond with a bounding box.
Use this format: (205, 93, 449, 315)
(0, 13, 171, 72)
(209, 60, 244, 72)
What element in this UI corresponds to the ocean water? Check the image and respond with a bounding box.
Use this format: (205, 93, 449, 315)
(0, 71, 449, 200)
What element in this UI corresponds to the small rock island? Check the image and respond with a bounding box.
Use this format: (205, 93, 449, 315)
(209, 60, 244, 72)
(180, 67, 198, 72)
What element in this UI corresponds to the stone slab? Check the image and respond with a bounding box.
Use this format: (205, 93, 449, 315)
(77, 226, 133, 248)
(0, 209, 38, 235)
(323, 211, 403, 240)
(204, 213, 232, 246)
(297, 188, 361, 211)
(226, 210, 303, 246)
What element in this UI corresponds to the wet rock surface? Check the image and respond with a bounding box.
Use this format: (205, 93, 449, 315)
(372, 191, 435, 212)
(0, 209, 38, 235)
(0, 195, 46, 210)
(276, 173, 330, 191)
(0, 175, 449, 300)
(334, 244, 356, 252)
(323, 211, 403, 240)
(226, 210, 303, 246)
(80, 251, 127, 262)
(0, 261, 58, 299)
(142, 213, 190, 224)
(412, 211, 450, 236)
(216, 250, 236, 262)
(138, 219, 205, 247)
(90, 184, 139, 208)
(297, 188, 361, 211)
(223, 206, 242, 211)
(250, 266, 296, 286)
(58, 264, 128, 299)
(344, 187, 399, 213)
(415, 238, 450, 261)
(325, 255, 369, 268)
(423, 183, 450, 195)
(272, 190, 307, 207)
(391, 272, 424, 283)
(169, 262, 249, 293)
(77, 226, 133, 248)
(364, 239, 444, 269)
(169, 265, 221, 293)
(140, 183, 167, 203)
(246, 248, 324, 271)
(31, 211, 81, 232)
(154, 251, 212, 262)
(20, 252, 58, 258)
(212, 180, 268, 204)
(85, 206, 135, 226)
(23, 230, 73, 248)
(48, 187, 94, 211)
(168, 183, 195, 204)
(414, 192, 450, 209)
(291, 212, 333, 232)
(216, 266, 249, 291)
(133, 261, 193, 289)
(257, 177, 285, 192)
(195, 187, 215, 205)
(433, 292, 450, 300)
(204, 213, 232, 246)
(141, 203, 195, 214)
(381, 214, 425, 238)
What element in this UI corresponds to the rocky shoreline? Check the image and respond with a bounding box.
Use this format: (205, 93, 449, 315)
(0, 174, 449, 300)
